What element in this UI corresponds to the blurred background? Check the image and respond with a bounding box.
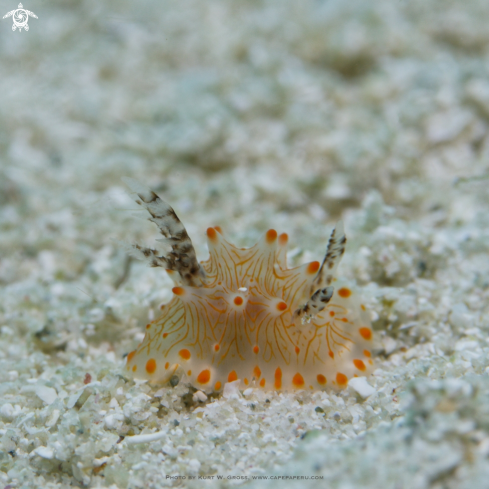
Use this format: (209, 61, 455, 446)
(1, 0, 489, 321)
(2, 2, 489, 486)
(1, 0, 489, 283)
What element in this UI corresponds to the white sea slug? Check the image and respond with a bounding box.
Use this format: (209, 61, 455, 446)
(123, 178, 374, 392)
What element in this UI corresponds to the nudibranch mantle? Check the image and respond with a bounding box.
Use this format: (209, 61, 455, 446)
(123, 178, 373, 392)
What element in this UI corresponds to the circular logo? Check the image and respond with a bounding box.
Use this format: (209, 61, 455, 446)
(3, 3, 37, 32)
(12, 8, 28, 30)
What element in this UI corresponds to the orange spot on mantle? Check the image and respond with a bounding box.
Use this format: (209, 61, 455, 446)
(338, 287, 352, 298)
(274, 367, 282, 389)
(253, 345, 259, 354)
(197, 369, 211, 384)
(259, 378, 266, 387)
(353, 359, 366, 371)
(206, 227, 218, 242)
(126, 351, 136, 363)
(145, 358, 157, 374)
(307, 261, 320, 274)
(277, 301, 287, 312)
(336, 372, 348, 387)
(278, 233, 288, 246)
(179, 349, 191, 360)
(292, 373, 305, 387)
(172, 286, 185, 296)
(228, 371, 238, 382)
(266, 229, 277, 244)
(359, 327, 372, 340)
(253, 366, 261, 379)
(214, 381, 222, 391)
(317, 374, 327, 385)
(234, 296, 243, 306)
(363, 349, 371, 357)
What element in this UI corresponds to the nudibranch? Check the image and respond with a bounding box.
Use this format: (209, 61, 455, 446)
(123, 178, 373, 392)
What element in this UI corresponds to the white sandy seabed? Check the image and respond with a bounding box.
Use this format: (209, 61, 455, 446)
(1, 0, 489, 488)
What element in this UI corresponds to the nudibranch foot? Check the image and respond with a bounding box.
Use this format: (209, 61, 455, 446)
(123, 180, 374, 392)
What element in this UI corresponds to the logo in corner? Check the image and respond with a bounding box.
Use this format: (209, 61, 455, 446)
(3, 3, 37, 32)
